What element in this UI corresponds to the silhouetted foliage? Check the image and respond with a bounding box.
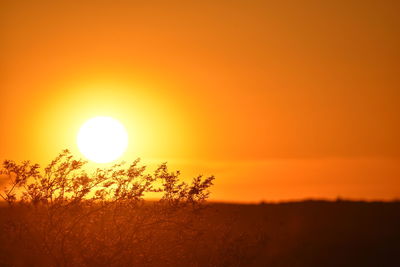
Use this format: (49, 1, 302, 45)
(0, 150, 215, 266)
(1, 149, 214, 206)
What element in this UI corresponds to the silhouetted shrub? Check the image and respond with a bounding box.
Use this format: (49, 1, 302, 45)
(0, 150, 215, 266)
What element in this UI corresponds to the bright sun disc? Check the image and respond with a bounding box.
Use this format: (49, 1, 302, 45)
(77, 116, 128, 163)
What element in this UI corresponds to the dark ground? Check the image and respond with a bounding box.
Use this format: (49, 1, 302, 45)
(205, 201, 400, 267)
(0, 200, 399, 267)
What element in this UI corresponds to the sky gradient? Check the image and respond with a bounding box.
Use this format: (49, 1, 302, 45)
(1, 0, 399, 202)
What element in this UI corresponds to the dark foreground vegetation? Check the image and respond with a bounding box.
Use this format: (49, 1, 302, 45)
(0, 151, 399, 266)
(1, 201, 400, 266)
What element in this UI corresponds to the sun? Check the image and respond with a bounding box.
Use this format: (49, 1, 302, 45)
(77, 116, 128, 163)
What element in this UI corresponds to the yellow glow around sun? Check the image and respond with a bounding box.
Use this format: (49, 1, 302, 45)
(77, 116, 128, 163)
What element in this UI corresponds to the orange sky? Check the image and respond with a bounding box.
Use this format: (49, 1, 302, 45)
(1, 0, 400, 202)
